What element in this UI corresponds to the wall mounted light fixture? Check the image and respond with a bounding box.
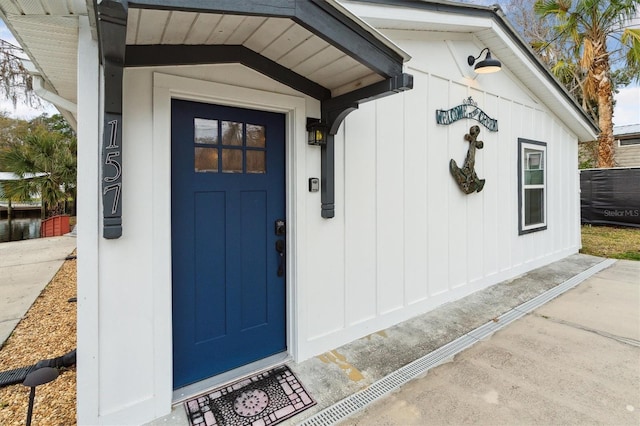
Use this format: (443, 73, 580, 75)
(307, 118, 328, 146)
(467, 48, 501, 74)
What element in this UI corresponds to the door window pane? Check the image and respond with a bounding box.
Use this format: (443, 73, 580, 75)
(194, 117, 271, 175)
(195, 147, 218, 172)
(222, 121, 243, 146)
(194, 118, 218, 145)
(222, 149, 243, 173)
(246, 124, 266, 148)
(247, 151, 266, 174)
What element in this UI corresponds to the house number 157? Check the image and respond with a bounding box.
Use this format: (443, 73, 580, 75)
(102, 116, 123, 238)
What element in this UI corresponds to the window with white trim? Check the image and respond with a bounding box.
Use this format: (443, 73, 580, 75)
(518, 138, 547, 234)
(619, 137, 640, 146)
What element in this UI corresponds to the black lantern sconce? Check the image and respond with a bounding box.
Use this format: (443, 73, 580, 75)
(467, 48, 501, 74)
(307, 118, 328, 146)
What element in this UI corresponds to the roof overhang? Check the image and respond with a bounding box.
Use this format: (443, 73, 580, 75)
(95, 0, 413, 234)
(97, 0, 412, 131)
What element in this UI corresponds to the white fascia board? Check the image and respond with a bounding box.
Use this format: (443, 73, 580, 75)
(340, 0, 492, 32)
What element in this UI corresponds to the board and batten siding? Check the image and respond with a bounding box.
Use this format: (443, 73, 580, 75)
(298, 36, 581, 358)
(78, 33, 581, 425)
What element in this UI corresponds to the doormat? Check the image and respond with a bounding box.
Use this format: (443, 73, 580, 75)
(184, 365, 316, 426)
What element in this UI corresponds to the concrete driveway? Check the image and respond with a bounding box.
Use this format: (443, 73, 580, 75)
(0, 236, 77, 347)
(342, 260, 640, 425)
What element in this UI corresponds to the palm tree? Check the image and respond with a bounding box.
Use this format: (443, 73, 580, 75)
(534, 0, 640, 168)
(0, 130, 76, 218)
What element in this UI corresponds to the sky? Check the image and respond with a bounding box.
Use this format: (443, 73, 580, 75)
(0, 4, 637, 126)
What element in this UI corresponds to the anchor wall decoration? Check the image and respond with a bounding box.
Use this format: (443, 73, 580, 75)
(450, 125, 486, 194)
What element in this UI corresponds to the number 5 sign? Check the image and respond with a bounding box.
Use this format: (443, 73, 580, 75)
(102, 113, 123, 238)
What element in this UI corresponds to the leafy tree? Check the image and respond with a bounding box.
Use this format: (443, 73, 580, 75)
(504, 0, 594, 114)
(534, 0, 640, 168)
(0, 39, 41, 109)
(31, 113, 75, 138)
(0, 121, 76, 218)
(0, 112, 30, 152)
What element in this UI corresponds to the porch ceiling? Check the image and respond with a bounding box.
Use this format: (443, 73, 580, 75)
(126, 9, 387, 98)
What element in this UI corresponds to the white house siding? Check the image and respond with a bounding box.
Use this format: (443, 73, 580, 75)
(616, 144, 640, 166)
(77, 29, 581, 426)
(298, 33, 581, 358)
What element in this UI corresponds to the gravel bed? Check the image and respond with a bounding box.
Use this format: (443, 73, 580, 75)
(0, 253, 77, 425)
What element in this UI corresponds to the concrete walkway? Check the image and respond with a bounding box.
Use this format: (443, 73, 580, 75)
(0, 236, 76, 347)
(150, 254, 639, 426)
(341, 260, 640, 425)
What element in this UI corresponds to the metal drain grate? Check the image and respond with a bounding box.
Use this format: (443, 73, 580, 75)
(0, 365, 35, 388)
(299, 258, 616, 426)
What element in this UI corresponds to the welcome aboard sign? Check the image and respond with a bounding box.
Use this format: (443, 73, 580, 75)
(436, 97, 498, 132)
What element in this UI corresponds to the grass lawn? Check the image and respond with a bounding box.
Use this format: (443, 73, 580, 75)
(580, 225, 640, 261)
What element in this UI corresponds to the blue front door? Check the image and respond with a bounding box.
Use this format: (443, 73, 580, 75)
(171, 99, 286, 389)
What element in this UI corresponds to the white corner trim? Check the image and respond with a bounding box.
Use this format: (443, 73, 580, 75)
(75, 15, 101, 426)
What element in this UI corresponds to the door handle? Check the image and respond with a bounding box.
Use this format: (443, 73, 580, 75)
(275, 239, 285, 277)
(275, 219, 286, 236)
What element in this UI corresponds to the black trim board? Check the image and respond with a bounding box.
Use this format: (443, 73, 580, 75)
(97, 0, 127, 239)
(321, 136, 336, 219)
(125, 45, 330, 101)
(128, 0, 295, 16)
(323, 73, 413, 134)
(294, 0, 403, 77)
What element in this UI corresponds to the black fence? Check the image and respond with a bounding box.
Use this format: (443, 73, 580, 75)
(580, 168, 640, 228)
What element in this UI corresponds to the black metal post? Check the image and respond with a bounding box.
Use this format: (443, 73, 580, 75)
(7, 199, 11, 241)
(320, 134, 335, 218)
(25, 386, 36, 426)
(22, 367, 59, 426)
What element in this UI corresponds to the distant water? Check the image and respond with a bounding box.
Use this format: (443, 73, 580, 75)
(0, 218, 41, 242)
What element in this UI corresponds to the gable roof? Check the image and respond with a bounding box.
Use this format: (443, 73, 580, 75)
(342, 0, 599, 141)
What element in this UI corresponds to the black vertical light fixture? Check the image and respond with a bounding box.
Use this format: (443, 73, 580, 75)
(467, 48, 502, 74)
(306, 118, 328, 146)
(23, 367, 59, 426)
